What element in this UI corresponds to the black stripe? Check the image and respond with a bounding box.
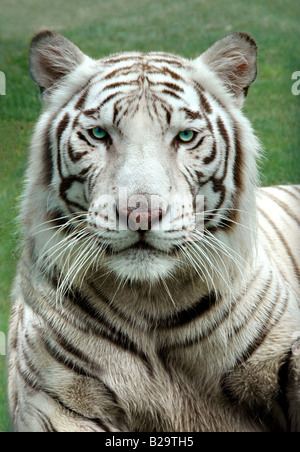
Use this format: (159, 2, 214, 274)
(203, 141, 216, 165)
(259, 190, 300, 227)
(202, 117, 216, 164)
(20, 327, 119, 432)
(17, 360, 43, 392)
(45, 209, 72, 231)
(161, 89, 182, 100)
(258, 206, 300, 280)
(56, 112, 70, 181)
(90, 281, 218, 331)
(41, 113, 57, 186)
(189, 135, 205, 151)
(159, 82, 184, 92)
(43, 331, 123, 412)
(102, 55, 141, 65)
(76, 131, 95, 147)
(36, 410, 58, 432)
(274, 185, 300, 202)
(102, 80, 138, 91)
(50, 276, 153, 374)
(161, 66, 185, 81)
(231, 273, 273, 336)
(196, 113, 233, 226)
(103, 66, 134, 80)
(236, 286, 289, 365)
(59, 175, 86, 212)
(56, 113, 70, 148)
(182, 165, 197, 197)
(293, 186, 300, 195)
(99, 92, 122, 110)
(180, 107, 202, 121)
(75, 86, 90, 110)
(43, 331, 103, 377)
(233, 125, 244, 191)
(82, 108, 99, 118)
(277, 350, 293, 431)
(18, 359, 112, 432)
(148, 57, 184, 68)
(68, 140, 89, 162)
(195, 83, 212, 115)
(217, 116, 230, 152)
(157, 266, 264, 354)
(207, 122, 244, 232)
(154, 292, 217, 329)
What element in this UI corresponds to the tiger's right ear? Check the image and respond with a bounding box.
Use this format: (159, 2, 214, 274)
(195, 32, 257, 108)
(29, 30, 85, 95)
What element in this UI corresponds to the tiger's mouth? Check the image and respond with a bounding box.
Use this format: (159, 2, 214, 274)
(105, 237, 181, 256)
(130, 241, 154, 251)
(105, 239, 160, 255)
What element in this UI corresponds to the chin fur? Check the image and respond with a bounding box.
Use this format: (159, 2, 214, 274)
(102, 248, 178, 283)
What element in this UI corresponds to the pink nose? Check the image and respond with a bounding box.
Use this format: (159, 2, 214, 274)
(118, 208, 164, 230)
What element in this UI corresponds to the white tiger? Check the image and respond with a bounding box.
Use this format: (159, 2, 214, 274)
(8, 30, 300, 432)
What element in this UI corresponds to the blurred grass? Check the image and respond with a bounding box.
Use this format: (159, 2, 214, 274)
(0, 0, 299, 432)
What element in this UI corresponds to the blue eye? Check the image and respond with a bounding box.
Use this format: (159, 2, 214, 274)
(178, 130, 195, 142)
(91, 127, 107, 140)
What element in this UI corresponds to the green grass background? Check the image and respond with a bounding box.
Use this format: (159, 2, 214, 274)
(0, 0, 299, 431)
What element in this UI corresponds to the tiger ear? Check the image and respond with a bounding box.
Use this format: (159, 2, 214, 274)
(29, 30, 85, 95)
(195, 32, 257, 107)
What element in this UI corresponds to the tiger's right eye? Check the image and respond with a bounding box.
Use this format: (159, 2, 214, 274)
(91, 127, 107, 140)
(178, 130, 195, 142)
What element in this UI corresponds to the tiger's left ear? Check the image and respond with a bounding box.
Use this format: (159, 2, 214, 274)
(195, 32, 257, 107)
(29, 30, 86, 96)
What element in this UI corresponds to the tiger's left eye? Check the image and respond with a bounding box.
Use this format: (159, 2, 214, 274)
(91, 127, 107, 140)
(178, 130, 195, 142)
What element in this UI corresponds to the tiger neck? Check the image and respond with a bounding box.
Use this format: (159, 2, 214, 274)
(82, 261, 250, 322)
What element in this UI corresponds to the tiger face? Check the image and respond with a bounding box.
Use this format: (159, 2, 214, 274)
(28, 31, 258, 284)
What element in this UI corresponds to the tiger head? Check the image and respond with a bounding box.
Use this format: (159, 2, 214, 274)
(26, 30, 259, 287)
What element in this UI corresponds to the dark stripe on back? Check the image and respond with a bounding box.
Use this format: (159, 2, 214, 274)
(274, 185, 300, 202)
(258, 206, 300, 280)
(259, 190, 300, 227)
